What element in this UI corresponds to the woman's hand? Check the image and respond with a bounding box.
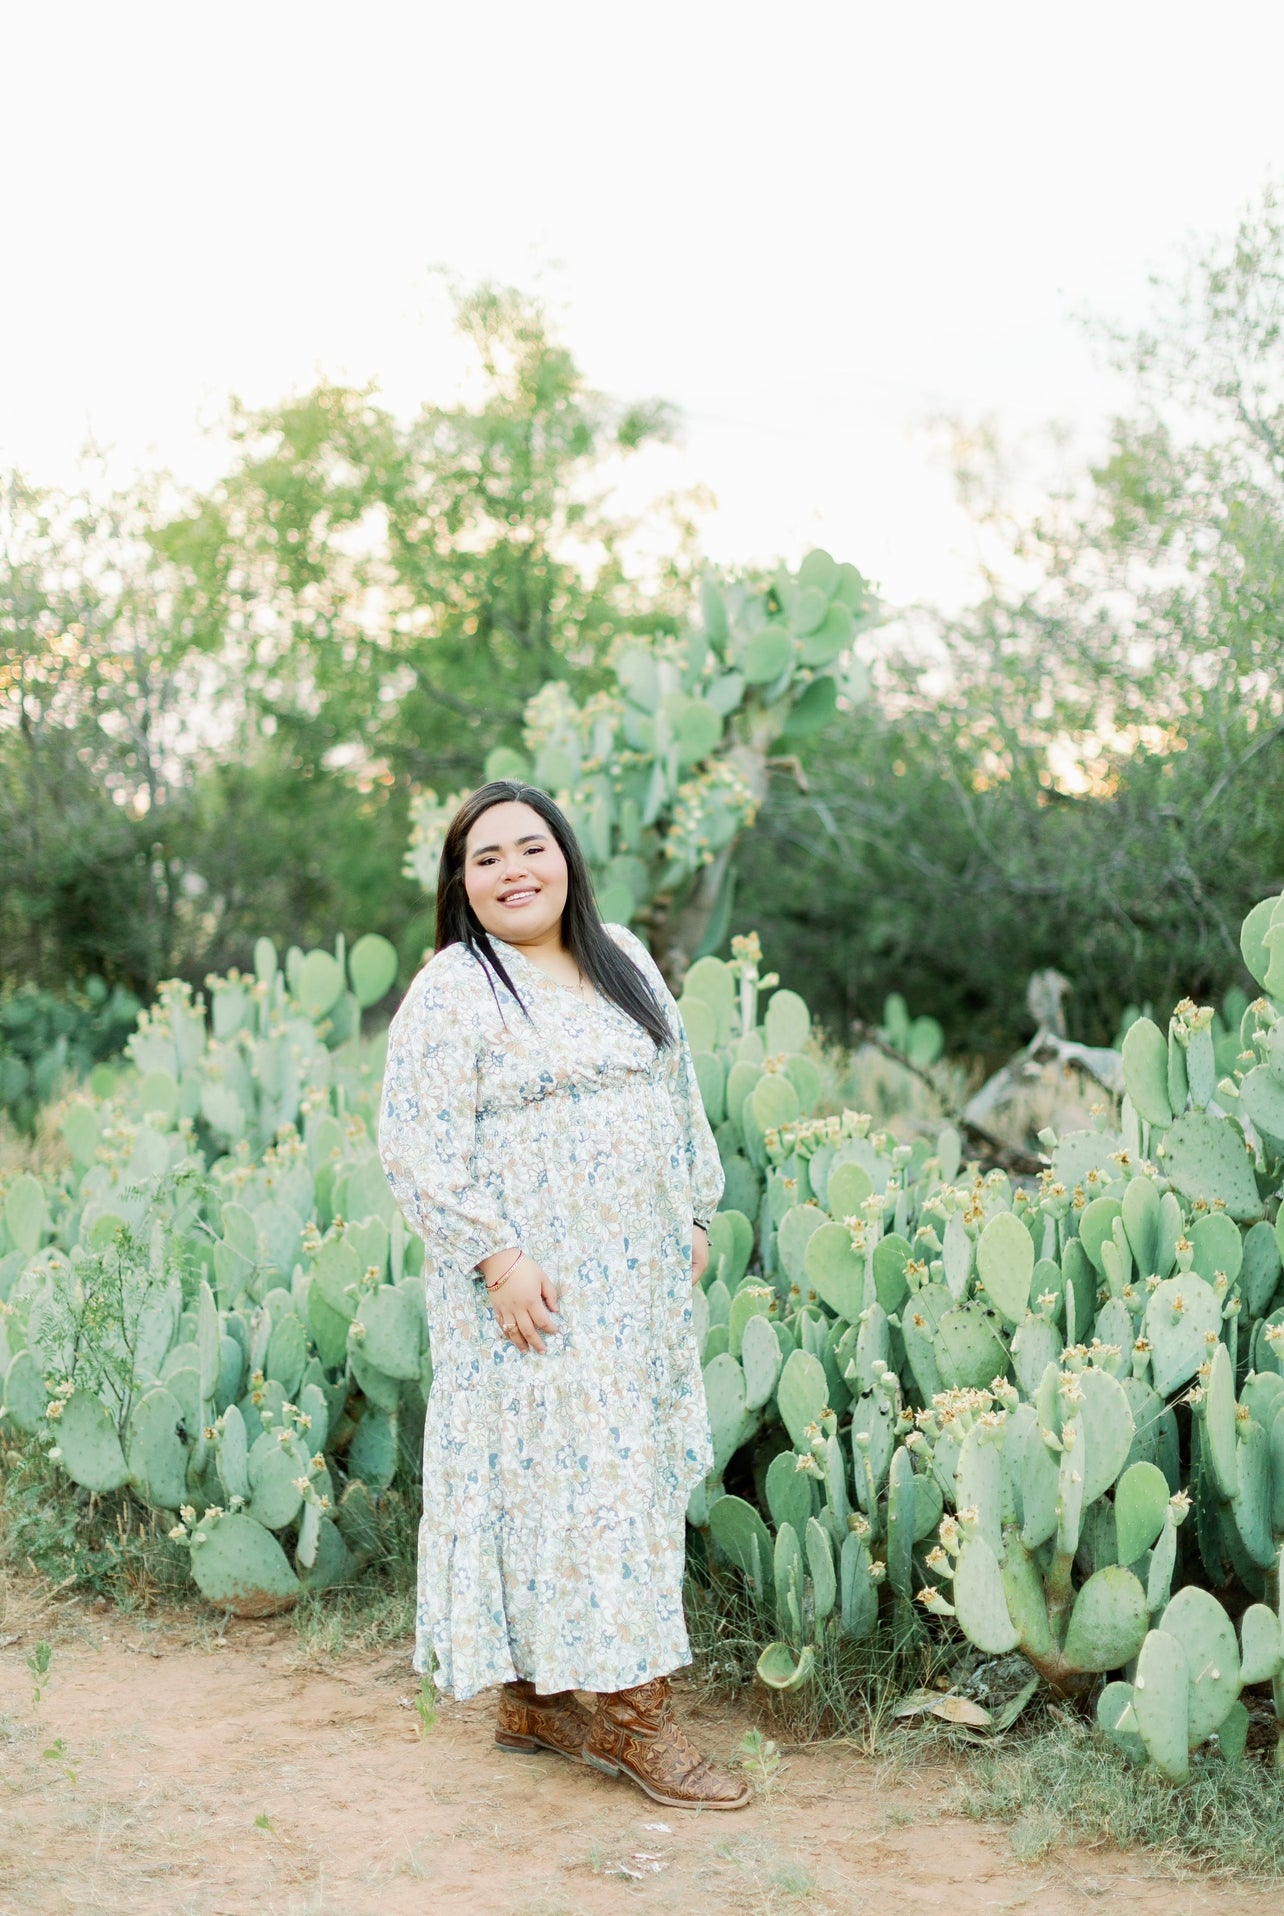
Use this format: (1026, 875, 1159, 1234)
(477, 1249, 561, 1354)
(692, 1222, 709, 1287)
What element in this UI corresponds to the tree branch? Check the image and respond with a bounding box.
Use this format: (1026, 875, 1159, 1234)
(848, 1018, 1044, 1176)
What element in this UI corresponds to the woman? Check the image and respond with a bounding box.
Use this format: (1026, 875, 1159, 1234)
(377, 780, 750, 1812)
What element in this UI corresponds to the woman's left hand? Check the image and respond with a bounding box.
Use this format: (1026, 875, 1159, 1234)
(692, 1222, 709, 1286)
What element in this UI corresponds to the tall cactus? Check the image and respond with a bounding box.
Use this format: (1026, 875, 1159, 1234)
(404, 550, 872, 973)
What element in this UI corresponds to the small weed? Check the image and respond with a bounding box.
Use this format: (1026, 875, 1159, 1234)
(41, 1736, 76, 1784)
(412, 1675, 438, 1735)
(26, 1640, 51, 1709)
(397, 1847, 426, 1879)
(766, 1860, 819, 1899)
(738, 1726, 782, 1796)
(713, 1836, 828, 1914)
(254, 1812, 274, 1832)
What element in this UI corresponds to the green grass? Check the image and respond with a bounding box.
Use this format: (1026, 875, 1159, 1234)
(682, 1570, 945, 1751)
(953, 1713, 1284, 1880)
(0, 1433, 191, 1607)
(0, 1428, 419, 1652)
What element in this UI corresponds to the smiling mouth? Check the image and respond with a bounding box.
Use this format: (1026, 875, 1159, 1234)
(499, 889, 539, 906)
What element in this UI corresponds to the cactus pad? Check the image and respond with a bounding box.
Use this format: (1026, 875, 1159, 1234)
(839, 1528, 878, 1641)
(1122, 1018, 1174, 1128)
(1062, 1566, 1149, 1673)
(354, 1284, 422, 1381)
(1230, 1416, 1275, 1568)
(246, 1429, 308, 1530)
(1144, 1273, 1222, 1396)
(1201, 1342, 1239, 1498)
(765, 1449, 815, 1535)
(804, 1222, 864, 1321)
(1132, 1627, 1190, 1781)
(1238, 1602, 1284, 1685)
(1077, 1366, 1135, 1504)
(347, 1405, 399, 1490)
(55, 1390, 130, 1493)
(871, 1234, 911, 1314)
(709, 1494, 774, 1594)
(1097, 1680, 1147, 1763)
(805, 1514, 837, 1628)
(1157, 1112, 1262, 1222)
(775, 1348, 828, 1451)
(1114, 1460, 1170, 1565)
(126, 1386, 190, 1509)
(755, 1640, 815, 1689)
(764, 988, 810, 1055)
(703, 1350, 749, 1474)
(952, 1535, 1019, 1655)
(976, 1211, 1034, 1325)
(348, 933, 398, 1009)
(1160, 1585, 1241, 1745)
(3, 1350, 48, 1434)
(934, 1299, 1008, 1390)
(741, 1310, 782, 1411)
(189, 1511, 302, 1617)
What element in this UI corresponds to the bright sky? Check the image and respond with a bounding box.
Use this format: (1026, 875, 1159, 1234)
(4, 2, 1284, 611)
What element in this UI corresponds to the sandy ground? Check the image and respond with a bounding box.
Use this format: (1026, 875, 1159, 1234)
(0, 1580, 1279, 1916)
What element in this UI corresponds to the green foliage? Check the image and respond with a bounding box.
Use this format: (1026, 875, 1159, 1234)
(735, 188, 1284, 1054)
(0, 979, 140, 1130)
(0, 929, 413, 1617)
(405, 549, 872, 971)
(0, 285, 698, 999)
(956, 1710, 1284, 1876)
(7, 878, 1284, 1790)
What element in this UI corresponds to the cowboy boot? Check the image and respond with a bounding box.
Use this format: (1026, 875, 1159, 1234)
(582, 1676, 751, 1810)
(494, 1679, 593, 1760)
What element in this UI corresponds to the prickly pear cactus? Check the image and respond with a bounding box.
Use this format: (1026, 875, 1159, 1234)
(406, 549, 873, 965)
(0, 931, 411, 1618)
(688, 892, 1284, 1777)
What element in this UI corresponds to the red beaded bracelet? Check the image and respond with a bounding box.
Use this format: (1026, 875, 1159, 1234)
(483, 1248, 523, 1292)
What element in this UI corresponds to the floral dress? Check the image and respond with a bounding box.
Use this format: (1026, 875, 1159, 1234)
(377, 922, 723, 1701)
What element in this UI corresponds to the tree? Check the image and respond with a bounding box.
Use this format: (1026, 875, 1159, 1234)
(0, 471, 207, 991)
(734, 185, 1284, 1051)
(2, 283, 704, 991)
(164, 282, 699, 793)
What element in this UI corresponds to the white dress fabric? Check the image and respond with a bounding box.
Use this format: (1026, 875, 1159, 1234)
(377, 922, 723, 1701)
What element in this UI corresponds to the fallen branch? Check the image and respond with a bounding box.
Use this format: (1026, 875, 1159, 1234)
(848, 1019, 1044, 1177)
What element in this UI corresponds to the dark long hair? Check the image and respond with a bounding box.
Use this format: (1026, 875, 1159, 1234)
(435, 781, 673, 1049)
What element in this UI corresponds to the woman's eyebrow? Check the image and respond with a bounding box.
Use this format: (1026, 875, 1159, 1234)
(468, 833, 546, 859)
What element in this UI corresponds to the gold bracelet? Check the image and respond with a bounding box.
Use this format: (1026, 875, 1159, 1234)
(484, 1248, 523, 1292)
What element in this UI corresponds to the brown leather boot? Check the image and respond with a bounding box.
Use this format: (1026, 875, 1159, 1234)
(582, 1677, 751, 1810)
(494, 1679, 592, 1759)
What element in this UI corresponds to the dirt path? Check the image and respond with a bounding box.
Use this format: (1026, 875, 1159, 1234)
(0, 1583, 1277, 1916)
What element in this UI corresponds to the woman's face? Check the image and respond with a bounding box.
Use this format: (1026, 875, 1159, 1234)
(462, 800, 570, 947)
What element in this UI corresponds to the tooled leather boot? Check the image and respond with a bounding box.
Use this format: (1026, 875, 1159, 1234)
(494, 1679, 592, 1759)
(582, 1676, 751, 1810)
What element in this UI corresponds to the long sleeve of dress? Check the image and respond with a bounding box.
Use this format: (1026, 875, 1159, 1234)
(605, 924, 725, 1224)
(377, 955, 515, 1273)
